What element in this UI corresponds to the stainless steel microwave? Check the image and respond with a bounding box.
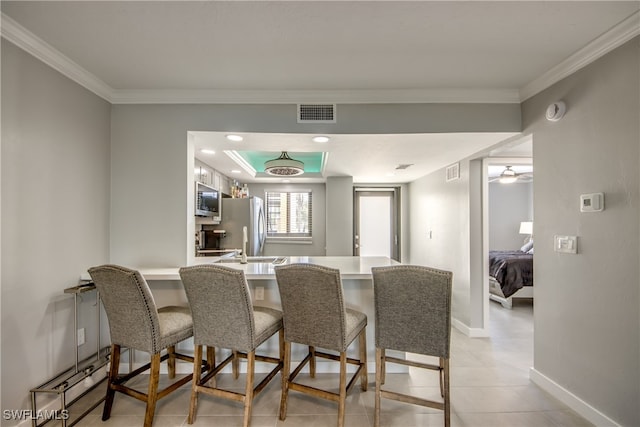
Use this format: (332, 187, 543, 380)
(195, 182, 221, 221)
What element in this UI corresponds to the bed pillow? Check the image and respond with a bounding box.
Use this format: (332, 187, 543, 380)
(526, 247, 534, 254)
(520, 241, 534, 253)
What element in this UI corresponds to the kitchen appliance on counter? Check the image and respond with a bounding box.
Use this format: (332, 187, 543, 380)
(196, 229, 234, 256)
(214, 196, 266, 257)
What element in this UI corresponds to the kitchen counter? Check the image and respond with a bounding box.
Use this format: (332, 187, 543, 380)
(82, 256, 404, 373)
(134, 256, 399, 281)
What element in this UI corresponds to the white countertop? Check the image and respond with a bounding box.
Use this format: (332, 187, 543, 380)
(85, 256, 399, 281)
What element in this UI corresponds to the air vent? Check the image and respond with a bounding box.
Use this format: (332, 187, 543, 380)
(297, 104, 336, 123)
(395, 164, 413, 170)
(446, 163, 460, 182)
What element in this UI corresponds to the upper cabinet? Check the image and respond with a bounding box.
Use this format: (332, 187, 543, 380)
(195, 161, 232, 196)
(195, 163, 214, 187)
(213, 171, 222, 193)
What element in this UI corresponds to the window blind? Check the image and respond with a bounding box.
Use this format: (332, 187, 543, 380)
(265, 191, 312, 238)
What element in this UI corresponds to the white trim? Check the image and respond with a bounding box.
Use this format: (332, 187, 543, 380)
(1, 13, 113, 102)
(223, 150, 257, 177)
(110, 88, 521, 105)
(530, 368, 621, 427)
(520, 11, 640, 101)
(452, 318, 490, 338)
(266, 237, 313, 245)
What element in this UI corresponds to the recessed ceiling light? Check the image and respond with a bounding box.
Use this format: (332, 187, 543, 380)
(200, 149, 215, 155)
(231, 170, 242, 174)
(312, 136, 330, 143)
(226, 134, 243, 142)
(282, 179, 291, 183)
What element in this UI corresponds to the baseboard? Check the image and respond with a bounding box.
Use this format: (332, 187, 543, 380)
(452, 318, 490, 337)
(529, 368, 620, 427)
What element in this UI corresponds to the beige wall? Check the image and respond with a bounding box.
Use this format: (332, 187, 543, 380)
(523, 37, 639, 426)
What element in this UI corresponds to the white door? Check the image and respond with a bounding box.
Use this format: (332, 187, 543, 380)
(354, 189, 399, 260)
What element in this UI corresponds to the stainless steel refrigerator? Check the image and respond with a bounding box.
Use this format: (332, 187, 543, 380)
(216, 197, 266, 256)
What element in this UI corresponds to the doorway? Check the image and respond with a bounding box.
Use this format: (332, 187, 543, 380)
(353, 188, 400, 261)
(480, 156, 533, 332)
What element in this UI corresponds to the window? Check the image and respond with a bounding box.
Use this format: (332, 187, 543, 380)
(265, 191, 312, 239)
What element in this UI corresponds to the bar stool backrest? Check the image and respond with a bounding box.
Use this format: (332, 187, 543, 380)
(179, 265, 256, 353)
(275, 263, 348, 352)
(88, 264, 161, 354)
(372, 265, 452, 358)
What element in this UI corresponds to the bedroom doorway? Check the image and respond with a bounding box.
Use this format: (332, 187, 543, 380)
(483, 153, 534, 331)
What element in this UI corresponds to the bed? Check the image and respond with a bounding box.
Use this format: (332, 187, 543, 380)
(488, 243, 534, 309)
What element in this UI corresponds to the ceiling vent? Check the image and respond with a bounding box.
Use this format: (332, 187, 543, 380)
(446, 163, 460, 182)
(395, 164, 413, 170)
(297, 104, 336, 123)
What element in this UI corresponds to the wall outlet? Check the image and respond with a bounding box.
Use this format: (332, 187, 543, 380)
(77, 328, 85, 346)
(255, 287, 264, 301)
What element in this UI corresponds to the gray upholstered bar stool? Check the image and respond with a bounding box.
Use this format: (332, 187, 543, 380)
(274, 263, 368, 427)
(87, 264, 196, 427)
(179, 265, 284, 427)
(371, 265, 453, 427)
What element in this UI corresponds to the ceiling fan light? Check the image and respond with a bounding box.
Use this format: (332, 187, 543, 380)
(499, 176, 518, 184)
(498, 166, 518, 184)
(264, 152, 304, 176)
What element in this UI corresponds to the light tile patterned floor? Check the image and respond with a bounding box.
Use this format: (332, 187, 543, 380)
(71, 300, 594, 427)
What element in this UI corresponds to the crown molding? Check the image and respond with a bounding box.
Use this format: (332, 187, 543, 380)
(1, 13, 113, 102)
(520, 10, 640, 101)
(3, 10, 638, 105)
(109, 88, 520, 104)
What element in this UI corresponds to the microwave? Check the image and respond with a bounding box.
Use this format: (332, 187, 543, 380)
(195, 182, 221, 220)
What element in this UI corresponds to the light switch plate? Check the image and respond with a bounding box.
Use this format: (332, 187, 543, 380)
(554, 235, 578, 254)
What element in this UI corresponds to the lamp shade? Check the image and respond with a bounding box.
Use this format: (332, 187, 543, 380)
(519, 221, 533, 235)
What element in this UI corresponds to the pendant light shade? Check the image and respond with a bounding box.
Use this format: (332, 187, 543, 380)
(264, 152, 304, 176)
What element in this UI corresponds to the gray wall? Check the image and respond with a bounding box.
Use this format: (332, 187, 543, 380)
(110, 103, 520, 267)
(1, 40, 111, 415)
(489, 182, 533, 250)
(408, 161, 472, 326)
(326, 176, 354, 256)
(523, 37, 639, 426)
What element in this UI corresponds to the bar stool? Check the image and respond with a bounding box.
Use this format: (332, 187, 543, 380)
(87, 264, 196, 427)
(274, 263, 368, 427)
(179, 265, 284, 427)
(371, 265, 453, 427)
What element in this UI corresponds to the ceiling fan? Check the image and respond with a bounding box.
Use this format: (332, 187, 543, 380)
(489, 166, 533, 184)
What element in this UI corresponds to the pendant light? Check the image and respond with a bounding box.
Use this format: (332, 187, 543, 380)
(264, 152, 304, 176)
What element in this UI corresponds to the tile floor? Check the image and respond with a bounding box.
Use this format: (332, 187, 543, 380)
(70, 300, 594, 427)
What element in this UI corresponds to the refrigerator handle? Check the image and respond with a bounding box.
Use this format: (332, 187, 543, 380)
(258, 204, 267, 254)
